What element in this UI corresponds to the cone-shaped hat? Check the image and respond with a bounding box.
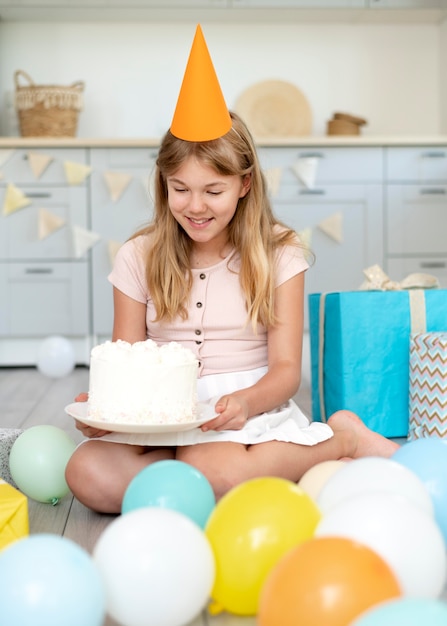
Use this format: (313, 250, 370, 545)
(170, 24, 232, 142)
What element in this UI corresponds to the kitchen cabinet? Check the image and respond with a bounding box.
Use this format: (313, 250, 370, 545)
(384, 146, 447, 286)
(0, 139, 446, 365)
(0, 147, 91, 364)
(258, 146, 383, 327)
(89, 148, 157, 342)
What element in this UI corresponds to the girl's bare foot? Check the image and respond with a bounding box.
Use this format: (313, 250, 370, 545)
(327, 410, 400, 459)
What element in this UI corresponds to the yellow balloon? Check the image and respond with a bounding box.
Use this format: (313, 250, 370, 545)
(205, 477, 321, 616)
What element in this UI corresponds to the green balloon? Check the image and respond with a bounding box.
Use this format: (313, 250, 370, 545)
(9, 425, 77, 504)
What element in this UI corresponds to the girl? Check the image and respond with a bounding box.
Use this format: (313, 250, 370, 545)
(66, 111, 398, 514)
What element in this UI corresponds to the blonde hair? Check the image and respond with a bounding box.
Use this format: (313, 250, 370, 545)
(132, 111, 305, 327)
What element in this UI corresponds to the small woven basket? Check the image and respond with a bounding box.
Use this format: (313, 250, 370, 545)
(14, 70, 84, 137)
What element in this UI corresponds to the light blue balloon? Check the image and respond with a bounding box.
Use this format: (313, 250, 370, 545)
(392, 438, 447, 543)
(0, 534, 105, 626)
(122, 459, 216, 528)
(352, 598, 447, 625)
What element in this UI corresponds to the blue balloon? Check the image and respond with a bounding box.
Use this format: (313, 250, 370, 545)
(352, 598, 447, 625)
(392, 437, 447, 543)
(0, 534, 105, 626)
(122, 459, 216, 528)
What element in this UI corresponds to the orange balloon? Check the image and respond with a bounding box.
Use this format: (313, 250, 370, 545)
(258, 537, 401, 626)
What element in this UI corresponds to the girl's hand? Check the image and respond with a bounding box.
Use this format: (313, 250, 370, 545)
(201, 394, 249, 432)
(73, 392, 111, 438)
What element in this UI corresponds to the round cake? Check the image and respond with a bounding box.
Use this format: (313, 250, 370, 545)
(87, 339, 199, 424)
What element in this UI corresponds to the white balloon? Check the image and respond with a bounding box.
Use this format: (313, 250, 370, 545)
(298, 460, 347, 501)
(317, 456, 434, 517)
(93, 507, 215, 626)
(315, 491, 446, 598)
(36, 335, 76, 378)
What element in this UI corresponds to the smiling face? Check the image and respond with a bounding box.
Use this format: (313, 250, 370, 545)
(166, 155, 251, 252)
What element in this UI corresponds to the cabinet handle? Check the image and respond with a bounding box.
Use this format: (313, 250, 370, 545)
(421, 151, 447, 158)
(297, 152, 325, 159)
(419, 261, 446, 269)
(25, 268, 53, 274)
(25, 192, 52, 198)
(299, 189, 326, 196)
(420, 188, 446, 195)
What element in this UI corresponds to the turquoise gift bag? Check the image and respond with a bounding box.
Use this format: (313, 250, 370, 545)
(309, 290, 447, 438)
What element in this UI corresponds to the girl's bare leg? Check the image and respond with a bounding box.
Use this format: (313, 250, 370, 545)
(65, 441, 175, 514)
(178, 410, 400, 500)
(66, 410, 399, 512)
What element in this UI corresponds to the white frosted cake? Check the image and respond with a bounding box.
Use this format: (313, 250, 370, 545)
(87, 339, 199, 424)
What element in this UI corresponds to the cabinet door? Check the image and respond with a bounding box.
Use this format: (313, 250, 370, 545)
(386, 147, 447, 182)
(386, 184, 447, 255)
(273, 184, 383, 326)
(0, 186, 88, 260)
(0, 261, 90, 336)
(90, 148, 157, 338)
(259, 146, 383, 184)
(387, 257, 447, 289)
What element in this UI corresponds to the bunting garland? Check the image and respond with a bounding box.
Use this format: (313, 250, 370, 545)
(0, 149, 345, 265)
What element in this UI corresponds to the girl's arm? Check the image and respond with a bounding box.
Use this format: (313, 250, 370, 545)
(112, 287, 148, 343)
(203, 271, 305, 431)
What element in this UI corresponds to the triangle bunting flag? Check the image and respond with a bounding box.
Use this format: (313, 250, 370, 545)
(38, 208, 66, 240)
(3, 183, 32, 216)
(103, 171, 132, 202)
(28, 152, 53, 179)
(71, 225, 101, 258)
(317, 212, 343, 244)
(64, 161, 92, 186)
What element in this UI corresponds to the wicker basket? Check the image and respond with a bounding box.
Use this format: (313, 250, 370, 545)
(14, 70, 84, 137)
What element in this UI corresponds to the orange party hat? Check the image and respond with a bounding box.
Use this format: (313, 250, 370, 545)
(170, 24, 232, 142)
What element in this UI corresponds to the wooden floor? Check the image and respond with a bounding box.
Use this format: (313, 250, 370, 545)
(4, 365, 446, 624)
(1, 365, 315, 626)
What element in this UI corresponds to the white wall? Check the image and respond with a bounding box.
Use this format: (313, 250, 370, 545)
(0, 20, 441, 138)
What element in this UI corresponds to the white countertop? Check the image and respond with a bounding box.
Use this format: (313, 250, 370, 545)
(1, 135, 447, 148)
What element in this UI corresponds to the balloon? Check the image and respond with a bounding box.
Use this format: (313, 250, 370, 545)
(93, 507, 215, 626)
(316, 456, 433, 517)
(0, 534, 105, 626)
(9, 425, 76, 504)
(204, 476, 321, 616)
(315, 491, 446, 598)
(258, 536, 401, 626)
(351, 598, 447, 626)
(122, 459, 216, 528)
(392, 438, 447, 543)
(37, 335, 76, 378)
(298, 460, 347, 501)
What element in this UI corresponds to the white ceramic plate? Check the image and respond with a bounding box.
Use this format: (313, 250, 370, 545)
(64, 401, 215, 434)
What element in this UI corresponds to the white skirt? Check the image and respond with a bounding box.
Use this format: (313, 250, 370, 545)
(95, 367, 334, 447)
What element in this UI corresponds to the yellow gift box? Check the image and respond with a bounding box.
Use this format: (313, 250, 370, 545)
(0, 479, 29, 550)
